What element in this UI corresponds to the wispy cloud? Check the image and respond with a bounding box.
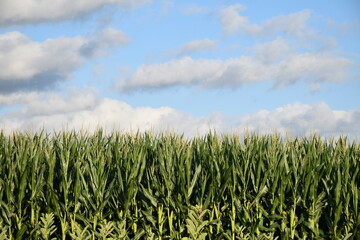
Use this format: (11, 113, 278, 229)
(181, 4, 207, 16)
(164, 39, 216, 58)
(0, 29, 129, 93)
(178, 39, 216, 55)
(0, 0, 151, 25)
(220, 4, 311, 37)
(160, 0, 174, 15)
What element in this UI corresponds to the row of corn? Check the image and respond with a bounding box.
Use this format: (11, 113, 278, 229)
(0, 130, 359, 239)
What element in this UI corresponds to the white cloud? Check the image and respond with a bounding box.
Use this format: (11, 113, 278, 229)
(22, 89, 101, 117)
(117, 43, 351, 92)
(0, 29, 129, 93)
(0, 90, 358, 139)
(0, 91, 44, 106)
(0, 0, 151, 25)
(0, 89, 224, 136)
(273, 52, 350, 88)
(117, 56, 268, 91)
(177, 39, 216, 56)
(253, 38, 291, 64)
(220, 4, 311, 36)
(79, 28, 130, 57)
(164, 39, 216, 57)
(239, 102, 360, 138)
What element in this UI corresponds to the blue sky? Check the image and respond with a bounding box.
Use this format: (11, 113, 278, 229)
(0, 0, 359, 138)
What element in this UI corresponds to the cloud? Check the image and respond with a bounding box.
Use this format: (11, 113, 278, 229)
(273, 52, 351, 88)
(253, 38, 291, 64)
(177, 39, 216, 55)
(239, 102, 360, 138)
(0, 90, 358, 139)
(0, 29, 129, 93)
(0, 0, 151, 25)
(181, 4, 207, 16)
(0, 91, 43, 107)
(160, 0, 174, 15)
(117, 56, 267, 91)
(117, 40, 351, 92)
(164, 39, 216, 57)
(220, 4, 311, 36)
(79, 28, 130, 57)
(0, 89, 224, 136)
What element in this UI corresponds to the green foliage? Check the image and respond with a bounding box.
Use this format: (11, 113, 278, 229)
(0, 220, 10, 240)
(0, 130, 359, 239)
(37, 213, 57, 240)
(183, 205, 209, 240)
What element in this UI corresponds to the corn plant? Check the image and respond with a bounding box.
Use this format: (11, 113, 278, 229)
(37, 213, 57, 240)
(0, 130, 358, 239)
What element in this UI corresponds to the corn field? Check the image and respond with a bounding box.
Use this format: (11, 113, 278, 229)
(0, 130, 359, 239)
